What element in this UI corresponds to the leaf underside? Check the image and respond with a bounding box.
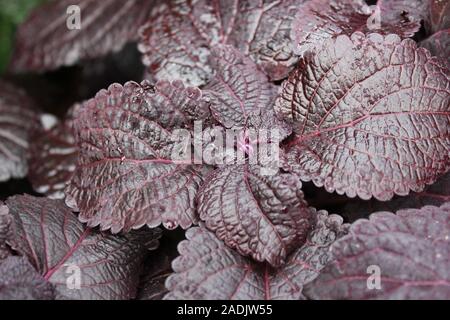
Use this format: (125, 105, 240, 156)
(0, 256, 55, 300)
(3, 195, 161, 300)
(29, 118, 78, 199)
(0, 80, 39, 182)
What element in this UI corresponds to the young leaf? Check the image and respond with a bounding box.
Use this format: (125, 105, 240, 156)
(197, 165, 313, 267)
(204, 45, 277, 129)
(138, 0, 309, 85)
(291, 0, 421, 55)
(3, 195, 161, 300)
(66, 81, 209, 232)
(9, 0, 155, 72)
(305, 202, 450, 300)
(138, 0, 227, 86)
(0, 256, 55, 300)
(0, 80, 39, 182)
(276, 33, 450, 201)
(165, 211, 348, 300)
(226, 0, 308, 80)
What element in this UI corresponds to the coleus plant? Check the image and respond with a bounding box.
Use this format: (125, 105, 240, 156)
(0, 0, 449, 300)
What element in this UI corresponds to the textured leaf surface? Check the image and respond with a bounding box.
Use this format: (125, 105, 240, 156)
(292, 0, 421, 55)
(165, 212, 348, 300)
(0, 256, 55, 300)
(0, 204, 13, 260)
(66, 81, 208, 232)
(344, 172, 450, 221)
(420, 29, 450, 65)
(138, 0, 225, 86)
(205, 45, 277, 128)
(226, 0, 307, 80)
(198, 165, 313, 267)
(0, 80, 39, 181)
(305, 202, 450, 299)
(276, 33, 450, 201)
(138, 0, 308, 85)
(10, 0, 155, 72)
(29, 116, 78, 199)
(4, 195, 161, 300)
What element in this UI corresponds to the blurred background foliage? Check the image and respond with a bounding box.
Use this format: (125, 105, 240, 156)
(0, 0, 47, 73)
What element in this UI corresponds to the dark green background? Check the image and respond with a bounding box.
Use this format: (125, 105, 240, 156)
(0, 0, 47, 73)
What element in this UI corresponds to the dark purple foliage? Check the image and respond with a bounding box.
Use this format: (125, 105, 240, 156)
(343, 172, 450, 221)
(0, 81, 39, 182)
(2, 195, 161, 300)
(9, 0, 155, 72)
(165, 211, 348, 300)
(276, 33, 450, 201)
(1, 0, 450, 301)
(420, 29, 450, 65)
(28, 115, 78, 199)
(428, 0, 450, 33)
(65, 81, 210, 233)
(138, 0, 309, 85)
(0, 256, 55, 300)
(204, 45, 277, 129)
(198, 165, 314, 267)
(291, 0, 421, 55)
(305, 202, 450, 299)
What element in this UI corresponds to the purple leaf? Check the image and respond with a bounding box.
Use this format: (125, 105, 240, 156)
(420, 29, 450, 66)
(29, 116, 78, 200)
(276, 33, 450, 201)
(291, 0, 421, 56)
(0, 256, 55, 300)
(138, 0, 227, 86)
(226, 0, 308, 80)
(305, 202, 450, 299)
(4, 195, 161, 300)
(428, 0, 450, 33)
(151, 80, 212, 127)
(9, 0, 155, 73)
(138, 0, 309, 85)
(0, 80, 39, 182)
(165, 211, 348, 300)
(204, 45, 277, 129)
(343, 172, 450, 221)
(377, 0, 430, 25)
(197, 165, 314, 267)
(65, 81, 209, 232)
(0, 204, 13, 260)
